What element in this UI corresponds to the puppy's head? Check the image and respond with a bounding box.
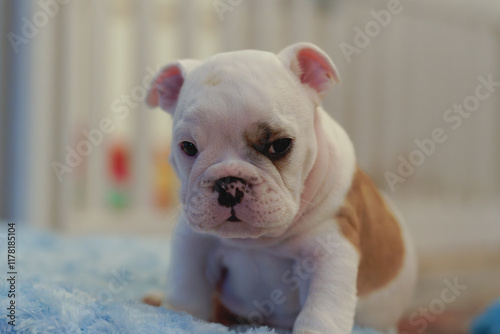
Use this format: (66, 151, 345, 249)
(147, 43, 340, 239)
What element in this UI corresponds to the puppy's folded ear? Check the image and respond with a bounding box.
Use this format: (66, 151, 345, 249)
(278, 43, 340, 101)
(146, 60, 201, 114)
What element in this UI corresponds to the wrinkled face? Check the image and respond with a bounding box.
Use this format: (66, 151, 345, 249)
(170, 52, 318, 239)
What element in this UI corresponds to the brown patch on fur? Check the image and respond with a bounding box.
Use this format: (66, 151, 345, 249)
(336, 167, 405, 297)
(210, 267, 246, 326)
(141, 295, 162, 307)
(244, 121, 293, 173)
(204, 73, 221, 86)
(212, 295, 245, 326)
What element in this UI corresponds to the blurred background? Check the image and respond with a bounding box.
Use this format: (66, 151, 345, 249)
(1, 0, 499, 332)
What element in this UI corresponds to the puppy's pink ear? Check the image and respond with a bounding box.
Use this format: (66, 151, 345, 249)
(146, 60, 200, 114)
(278, 43, 340, 100)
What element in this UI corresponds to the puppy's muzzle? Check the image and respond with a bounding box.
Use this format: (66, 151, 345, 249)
(213, 177, 246, 208)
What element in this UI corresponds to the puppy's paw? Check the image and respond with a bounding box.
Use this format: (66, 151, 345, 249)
(141, 291, 164, 307)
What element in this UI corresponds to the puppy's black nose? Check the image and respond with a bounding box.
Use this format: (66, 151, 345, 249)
(214, 177, 246, 208)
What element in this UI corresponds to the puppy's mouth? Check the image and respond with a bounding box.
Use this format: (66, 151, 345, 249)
(226, 215, 241, 222)
(226, 207, 241, 222)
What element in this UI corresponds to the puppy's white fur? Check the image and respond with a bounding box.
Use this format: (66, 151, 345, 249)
(147, 43, 417, 334)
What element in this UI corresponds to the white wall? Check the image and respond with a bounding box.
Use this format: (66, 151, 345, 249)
(1, 1, 33, 224)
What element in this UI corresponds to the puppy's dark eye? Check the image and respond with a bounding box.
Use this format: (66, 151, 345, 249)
(181, 141, 198, 156)
(268, 138, 292, 155)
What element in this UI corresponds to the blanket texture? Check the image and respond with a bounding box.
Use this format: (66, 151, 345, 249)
(0, 225, 385, 334)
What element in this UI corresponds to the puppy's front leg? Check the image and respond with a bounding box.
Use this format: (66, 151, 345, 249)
(165, 216, 217, 321)
(293, 230, 359, 334)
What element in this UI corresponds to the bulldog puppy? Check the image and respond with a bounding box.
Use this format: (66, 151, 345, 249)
(146, 43, 417, 334)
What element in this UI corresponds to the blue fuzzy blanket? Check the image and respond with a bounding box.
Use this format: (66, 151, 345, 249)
(0, 225, 387, 334)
